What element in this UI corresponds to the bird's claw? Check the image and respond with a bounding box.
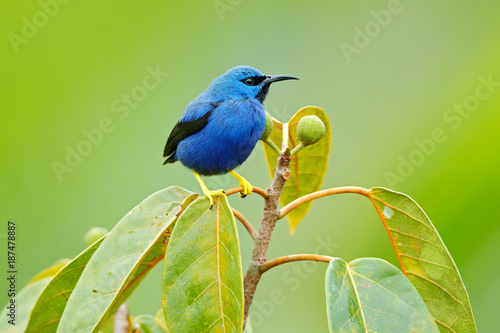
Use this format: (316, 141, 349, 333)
(238, 179, 253, 198)
(202, 188, 224, 208)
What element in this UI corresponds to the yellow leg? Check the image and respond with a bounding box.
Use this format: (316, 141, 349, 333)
(229, 171, 253, 198)
(193, 170, 223, 207)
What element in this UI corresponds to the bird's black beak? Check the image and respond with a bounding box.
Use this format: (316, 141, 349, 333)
(262, 75, 300, 85)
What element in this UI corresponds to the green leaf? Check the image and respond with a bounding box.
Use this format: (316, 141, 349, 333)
(262, 106, 331, 234)
(28, 187, 196, 333)
(27, 259, 71, 284)
(57, 186, 196, 333)
(26, 238, 105, 333)
(369, 188, 477, 332)
(0, 262, 64, 333)
(162, 195, 244, 333)
(325, 257, 439, 333)
(0, 278, 52, 333)
(132, 310, 169, 333)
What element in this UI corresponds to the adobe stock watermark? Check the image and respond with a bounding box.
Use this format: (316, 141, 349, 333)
(384, 75, 499, 188)
(246, 235, 340, 330)
(213, 0, 244, 21)
(7, 0, 72, 53)
(51, 65, 169, 182)
(340, 0, 412, 64)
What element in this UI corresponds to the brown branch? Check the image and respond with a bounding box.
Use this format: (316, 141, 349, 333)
(260, 254, 333, 273)
(225, 186, 268, 199)
(113, 302, 129, 333)
(232, 208, 256, 239)
(279, 186, 370, 219)
(243, 124, 292, 326)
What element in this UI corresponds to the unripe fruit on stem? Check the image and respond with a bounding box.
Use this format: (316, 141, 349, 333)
(260, 111, 274, 141)
(84, 226, 109, 247)
(297, 115, 325, 145)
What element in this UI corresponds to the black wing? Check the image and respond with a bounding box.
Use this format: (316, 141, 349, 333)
(163, 107, 214, 165)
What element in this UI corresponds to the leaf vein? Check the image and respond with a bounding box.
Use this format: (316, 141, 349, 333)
(203, 316, 222, 333)
(435, 319, 456, 332)
(351, 271, 430, 320)
(388, 228, 442, 248)
(176, 280, 217, 325)
(37, 289, 73, 306)
(399, 254, 457, 274)
(221, 281, 241, 309)
(372, 198, 433, 231)
(406, 271, 466, 310)
(167, 245, 217, 292)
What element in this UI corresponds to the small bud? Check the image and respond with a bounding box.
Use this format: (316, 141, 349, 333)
(84, 227, 109, 247)
(297, 115, 325, 145)
(260, 111, 274, 141)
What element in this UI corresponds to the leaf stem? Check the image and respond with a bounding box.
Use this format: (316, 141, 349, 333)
(232, 208, 256, 239)
(225, 186, 269, 199)
(289, 142, 305, 156)
(281, 123, 289, 153)
(279, 186, 370, 219)
(262, 137, 281, 155)
(260, 254, 333, 273)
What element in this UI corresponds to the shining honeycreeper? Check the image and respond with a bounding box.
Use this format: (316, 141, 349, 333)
(163, 65, 299, 205)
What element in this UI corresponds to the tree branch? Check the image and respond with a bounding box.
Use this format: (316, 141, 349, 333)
(225, 186, 268, 199)
(232, 208, 256, 239)
(243, 124, 292, 326)
(279, 186, 370, 219)
(113, 302, 129, 333)
(260, 254, 333, 273)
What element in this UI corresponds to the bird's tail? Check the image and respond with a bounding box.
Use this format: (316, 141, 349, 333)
(163, 155, 177, 165)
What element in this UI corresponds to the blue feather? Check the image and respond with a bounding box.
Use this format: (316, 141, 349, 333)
(163, 65, 298, 175)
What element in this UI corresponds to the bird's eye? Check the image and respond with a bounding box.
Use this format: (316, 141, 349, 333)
(244, 78, 255, 86)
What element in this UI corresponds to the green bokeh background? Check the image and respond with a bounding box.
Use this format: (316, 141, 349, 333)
(1, 1, 499, 331)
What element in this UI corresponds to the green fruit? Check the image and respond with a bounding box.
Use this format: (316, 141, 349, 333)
(260, 111, 274, 140)
(84, 226, 109, 247)
(297, 115, 325, 145)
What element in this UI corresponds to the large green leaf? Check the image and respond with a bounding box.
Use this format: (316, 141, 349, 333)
(325, 257, 439, 333)
(26, 234, 155, 333)
(0, 278, 52, 333)
(262, 106, 330, 234)
(369, 188, 477, 332)
(0, 261, 66, 333)
(162, 195, 244, 333)
(57, 186, 196, 333)
(26, 238, 105, 333)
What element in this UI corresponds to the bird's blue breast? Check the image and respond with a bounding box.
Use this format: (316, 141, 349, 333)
(176, 99, 266, 175)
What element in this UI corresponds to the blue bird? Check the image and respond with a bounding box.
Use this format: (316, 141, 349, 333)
(163, 65, 299, 206)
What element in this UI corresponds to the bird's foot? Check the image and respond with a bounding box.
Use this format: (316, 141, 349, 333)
(238, 179, 253, 198)
(202, 188, 224, 208)
(193, 170, 224, 208)
(229, 171, 253, 198)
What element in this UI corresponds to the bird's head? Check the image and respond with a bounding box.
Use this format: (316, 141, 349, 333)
(208, 65, 299, 102)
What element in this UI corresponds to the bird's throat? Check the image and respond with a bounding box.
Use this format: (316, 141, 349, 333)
(255, 84, 270, 103)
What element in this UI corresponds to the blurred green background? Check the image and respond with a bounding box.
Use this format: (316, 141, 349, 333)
(1, 0, 499, 331)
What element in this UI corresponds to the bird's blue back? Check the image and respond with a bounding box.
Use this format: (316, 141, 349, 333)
(173, 66, 268, 175)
